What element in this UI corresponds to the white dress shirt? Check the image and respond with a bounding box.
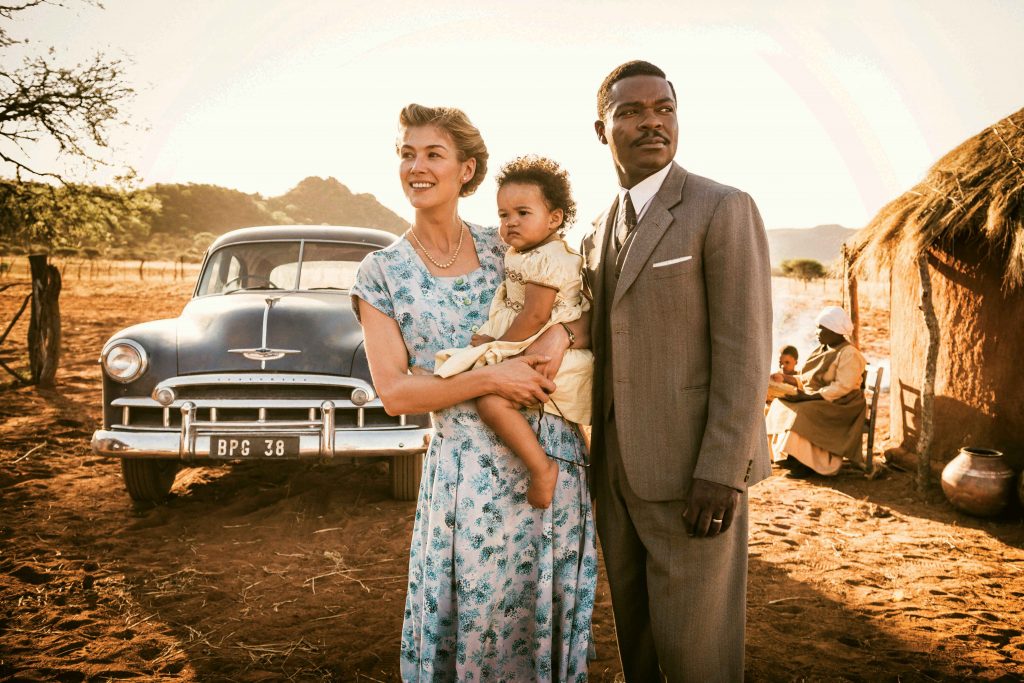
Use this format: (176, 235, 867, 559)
(618, 162, 673, 224)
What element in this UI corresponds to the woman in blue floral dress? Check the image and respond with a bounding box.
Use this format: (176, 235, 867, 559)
(350, 103, 597, 681)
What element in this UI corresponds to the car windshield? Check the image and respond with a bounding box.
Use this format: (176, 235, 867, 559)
(196, 240, 377, 295)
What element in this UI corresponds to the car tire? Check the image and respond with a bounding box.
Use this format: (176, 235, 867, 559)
(121, 459, 179, 503)
(390, 452, 423, 501)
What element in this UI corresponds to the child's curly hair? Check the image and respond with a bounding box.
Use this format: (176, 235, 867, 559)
(495, 155, 577, 231)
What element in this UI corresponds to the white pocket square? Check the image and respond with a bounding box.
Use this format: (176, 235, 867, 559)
(652, 256, 692, 268)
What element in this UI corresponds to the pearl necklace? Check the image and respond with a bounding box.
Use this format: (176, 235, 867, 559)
(410, 221, 466, 269)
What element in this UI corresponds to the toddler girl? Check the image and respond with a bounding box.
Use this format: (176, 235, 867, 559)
(434, 155, 593, 508)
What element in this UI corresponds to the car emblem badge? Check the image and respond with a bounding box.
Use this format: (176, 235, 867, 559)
(228, 297, 301, 369)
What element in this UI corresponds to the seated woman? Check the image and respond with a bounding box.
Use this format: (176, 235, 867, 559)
(765, 307, 867, 477)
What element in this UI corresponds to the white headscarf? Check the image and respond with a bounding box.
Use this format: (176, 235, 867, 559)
(815, 306, 854, 337)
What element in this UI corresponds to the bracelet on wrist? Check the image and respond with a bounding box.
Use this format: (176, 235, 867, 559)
(559, 322, 576, 348)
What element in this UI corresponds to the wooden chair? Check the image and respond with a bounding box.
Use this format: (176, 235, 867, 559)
(863, 365, 884, 471)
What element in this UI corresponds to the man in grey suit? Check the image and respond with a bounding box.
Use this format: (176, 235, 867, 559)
(582, 60, 773, 681)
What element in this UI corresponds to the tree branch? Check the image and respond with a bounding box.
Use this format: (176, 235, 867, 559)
(1, 6, 132, 182)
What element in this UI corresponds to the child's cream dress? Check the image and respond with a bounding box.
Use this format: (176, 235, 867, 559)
(434, 238, 593, 425)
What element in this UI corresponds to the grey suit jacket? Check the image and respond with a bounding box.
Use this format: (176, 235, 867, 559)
(583, 162, 773, 500)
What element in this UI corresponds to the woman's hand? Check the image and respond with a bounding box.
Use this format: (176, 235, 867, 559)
(470, 334, 495, 347)
(487, 354, 556, 407)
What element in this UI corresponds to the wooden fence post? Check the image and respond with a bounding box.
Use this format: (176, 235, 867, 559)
(28, 254, 62, 388)
(916, 252, 939, 493)
(843, 245, 860, 348)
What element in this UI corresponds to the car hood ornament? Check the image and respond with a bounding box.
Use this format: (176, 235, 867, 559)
(228, 297, 301, 368)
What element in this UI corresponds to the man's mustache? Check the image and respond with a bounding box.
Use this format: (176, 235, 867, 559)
(633, 133, 670, 146)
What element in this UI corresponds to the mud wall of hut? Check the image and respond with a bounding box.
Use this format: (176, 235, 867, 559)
(888, 242, 1024, 471)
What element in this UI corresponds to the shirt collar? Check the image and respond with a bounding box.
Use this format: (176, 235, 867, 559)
(618, 162, 673, 221)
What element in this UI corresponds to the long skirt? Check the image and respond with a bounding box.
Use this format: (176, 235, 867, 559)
(765, 392, 866, 463)
(400, 401, 597, 682)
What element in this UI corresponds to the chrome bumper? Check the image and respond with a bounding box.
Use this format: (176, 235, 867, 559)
(91, 399, 431, 460)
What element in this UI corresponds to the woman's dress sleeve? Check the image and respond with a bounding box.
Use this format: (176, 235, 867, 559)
(349, 253, 394, 323)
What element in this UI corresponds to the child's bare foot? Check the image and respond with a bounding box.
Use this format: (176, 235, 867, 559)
(527, 458, 559, 509)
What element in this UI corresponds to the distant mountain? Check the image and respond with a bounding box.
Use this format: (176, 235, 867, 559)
(146, 177, 408, 239)
(266, 177, 408, 235)
(147, 183, 270, 236)
(766, 224, 860, 267)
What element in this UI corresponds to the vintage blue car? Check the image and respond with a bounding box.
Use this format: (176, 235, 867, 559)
(91, 225, 430, 502)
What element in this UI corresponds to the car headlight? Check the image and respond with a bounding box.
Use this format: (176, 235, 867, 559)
(101, 340, 148, 383)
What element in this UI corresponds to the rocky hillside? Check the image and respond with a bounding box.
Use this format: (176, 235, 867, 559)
(265, 177, 408, 235)
(147, 177, 408, 239)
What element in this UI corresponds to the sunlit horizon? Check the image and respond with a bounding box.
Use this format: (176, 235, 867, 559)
(5, 0, 1024, 233)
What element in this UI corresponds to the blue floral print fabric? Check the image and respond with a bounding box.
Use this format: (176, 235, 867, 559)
(350, 224, 596, 682)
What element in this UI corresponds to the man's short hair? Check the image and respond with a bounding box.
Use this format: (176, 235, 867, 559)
(596, 60, 677, 119)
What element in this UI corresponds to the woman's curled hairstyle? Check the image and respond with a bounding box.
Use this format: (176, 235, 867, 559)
(398, 103, 488, 197)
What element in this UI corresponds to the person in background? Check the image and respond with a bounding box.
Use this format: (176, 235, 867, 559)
(769, 344, 803, 397)
(776, 345, 799, 378)
(765, 306, 867, 477)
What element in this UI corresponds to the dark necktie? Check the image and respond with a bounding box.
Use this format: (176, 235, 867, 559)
(615, 193, 638, 251)
(614, 193, 638, 274)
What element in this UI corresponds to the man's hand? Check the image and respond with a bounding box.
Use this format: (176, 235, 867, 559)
(470, 333, 495, 347)
(523, 325, 570, 380)
(683, 478, 740, 538)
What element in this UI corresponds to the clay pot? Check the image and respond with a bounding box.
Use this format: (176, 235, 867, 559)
(940, 447, 1014, 517)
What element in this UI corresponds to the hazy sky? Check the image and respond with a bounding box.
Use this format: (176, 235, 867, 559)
(8, 0, 1024, 232)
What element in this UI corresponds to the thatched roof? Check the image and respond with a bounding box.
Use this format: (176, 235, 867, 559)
(850, 107, 1024, 289)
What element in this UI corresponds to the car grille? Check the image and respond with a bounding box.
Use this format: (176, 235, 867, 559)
(174, 384, 356, 401)
(116, 404, 404, 429)
(109, 373, 426, 431)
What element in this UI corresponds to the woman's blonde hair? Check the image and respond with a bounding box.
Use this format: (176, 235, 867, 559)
(398, 103, 489, 197)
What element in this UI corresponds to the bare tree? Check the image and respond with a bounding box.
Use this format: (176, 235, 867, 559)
(0, 0, 139, 387)
(1, 1, 134, 181)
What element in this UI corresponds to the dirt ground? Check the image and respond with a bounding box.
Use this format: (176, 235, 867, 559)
(1, 272, 1022, 682)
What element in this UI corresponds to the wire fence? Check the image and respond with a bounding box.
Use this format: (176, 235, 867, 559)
(0, 257, 203, 283)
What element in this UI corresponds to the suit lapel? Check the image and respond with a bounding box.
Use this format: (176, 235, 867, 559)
(612, 163, 688, 309)
(590, 196, 619, 328)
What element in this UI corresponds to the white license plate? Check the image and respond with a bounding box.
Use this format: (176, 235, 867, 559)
(210, 436, 300, 459)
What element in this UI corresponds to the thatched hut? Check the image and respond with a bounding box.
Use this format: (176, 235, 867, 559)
(851, 107, 1024, 472)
